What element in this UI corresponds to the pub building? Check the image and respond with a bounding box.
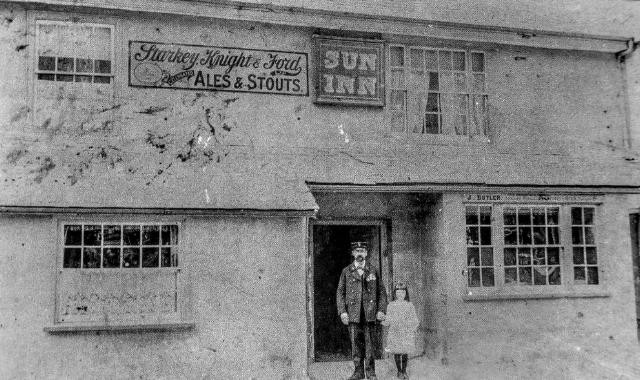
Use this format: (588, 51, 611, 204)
(1, 1, 640, 379)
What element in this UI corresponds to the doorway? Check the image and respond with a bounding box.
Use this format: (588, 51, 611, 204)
(630, 213, 639, 339)
(311, 221, 388, 362)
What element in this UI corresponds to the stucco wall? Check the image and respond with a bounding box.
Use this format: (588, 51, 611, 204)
(0, 215, 308, 379)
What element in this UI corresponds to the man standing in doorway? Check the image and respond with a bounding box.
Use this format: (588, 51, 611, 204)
(336, 241, 388, 380)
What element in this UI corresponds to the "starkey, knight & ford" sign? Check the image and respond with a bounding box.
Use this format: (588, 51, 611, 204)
(313, 36, 385, 106)
(129, 41, 308, 96)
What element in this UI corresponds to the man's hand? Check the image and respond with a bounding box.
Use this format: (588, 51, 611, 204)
(340, 313, 349, 325)
(376, 311, 386, 321)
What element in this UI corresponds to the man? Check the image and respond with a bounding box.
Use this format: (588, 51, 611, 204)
(336, 241, 388, 380)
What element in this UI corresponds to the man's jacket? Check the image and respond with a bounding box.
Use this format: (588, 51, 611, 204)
(336, 261, 388, 323)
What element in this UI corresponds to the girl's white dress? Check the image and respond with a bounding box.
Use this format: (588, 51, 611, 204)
(381, 299, 419, 354)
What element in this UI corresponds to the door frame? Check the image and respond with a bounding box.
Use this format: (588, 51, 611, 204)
(307, 218, 392, 363)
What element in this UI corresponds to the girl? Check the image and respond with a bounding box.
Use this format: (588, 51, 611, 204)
(381, 282, 419, 379)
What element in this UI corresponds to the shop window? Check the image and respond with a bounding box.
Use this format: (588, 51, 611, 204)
(571, 207, 599, 285)
(503, 207, 561, 286)
(464, 204, 601, 292)
(388, 46, 488, 137)
(466, 206, 495, 287)
(55, 222, 187, 328)
(35, 21, 113, 85)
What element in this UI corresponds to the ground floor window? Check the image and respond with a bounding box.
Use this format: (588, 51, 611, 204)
(54, 220, 187, 327)
(465, 203, 600, 290)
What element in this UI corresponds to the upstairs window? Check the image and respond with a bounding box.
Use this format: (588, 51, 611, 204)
(388, 46, 488, 137)
(35, 21, 113, 85)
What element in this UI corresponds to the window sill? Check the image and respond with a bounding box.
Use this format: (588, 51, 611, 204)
(44, 321, 195, 334)
(462, 291, 611, 302)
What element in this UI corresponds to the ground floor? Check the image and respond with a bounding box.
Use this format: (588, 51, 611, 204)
(1, 187, 640, 379)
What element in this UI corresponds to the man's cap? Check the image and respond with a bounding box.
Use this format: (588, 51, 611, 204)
(350, 241, 368, 250)
(394, 281, 408, 290)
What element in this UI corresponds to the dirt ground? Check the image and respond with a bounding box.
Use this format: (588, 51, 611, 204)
(308, 332, 640, 380)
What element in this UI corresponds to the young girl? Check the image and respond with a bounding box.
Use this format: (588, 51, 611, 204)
(381, 282, 419, 379)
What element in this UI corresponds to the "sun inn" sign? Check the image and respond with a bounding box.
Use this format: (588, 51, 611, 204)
(313, 36, 385, 106)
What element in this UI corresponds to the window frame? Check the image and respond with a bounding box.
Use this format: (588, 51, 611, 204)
(49, 217, 193, 332)
(462, 200, 608, 301)
(386, 43, 489, 141)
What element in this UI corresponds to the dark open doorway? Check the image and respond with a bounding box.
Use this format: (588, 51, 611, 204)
(631, 213, 639, 339)
(312, 222, 386, 362)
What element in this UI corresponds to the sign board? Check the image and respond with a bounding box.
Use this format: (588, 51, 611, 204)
(313, 36, 385, 106)
(129, 41, 308, 96)
(463, 193, 603, 204)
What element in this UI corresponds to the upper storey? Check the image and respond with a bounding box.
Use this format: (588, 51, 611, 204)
(0, 2, 638, 210)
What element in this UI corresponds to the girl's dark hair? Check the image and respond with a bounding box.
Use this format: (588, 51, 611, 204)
(393, 283, 410, 301)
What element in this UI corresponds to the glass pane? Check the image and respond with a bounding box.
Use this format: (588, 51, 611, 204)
(103, 225, 121, 245)
(75, 75, 92, 83)
(468, 268, 480, 287)
(533, 248, 546, 265)
(161, 225, 179, 245)
(479, 206, 491, 224)
(518, 208, 531, 225)
(583, 208, 595, 225)
(503, 208, 516, 225)
(64, 225, 82, 245)
(547, 227, 559, 244)
(390, 46, 404, 67)
(572, 227, 583, 244)
(428, 72, 439, 91)
(547, 208, 559, 225)
(38, 56, 55, 71)
(504, 248, 516, 265)
(73, 26, 92, 58)
(519, 267, 532, 285)
(123, 247, 140, 268)
(548, 266, 561, 285)
(452, 52, 465, 70)
(390, 90, 405, 109)
(534, 267, 547, 285)
(573, 247, 585, 264)
(142, 247, 159, 267)
(93, 76, 111, 84)
(76, 58, 93, 73)
(504, 227, 517, 245)
(123, 225, 140, 245)
(574, 266, 586, 284)
(37, 23, 58, 56)
(471, 52, 484, 72)
(438, 51, 451, 70)
(83, 225, 101, 245)
(480, 227, 491, 245)
(103, 248, 120, 268)
(586, 247, 597, 265)
(390, 70, 404, 88)
(56, 74, 73, 82)
(440, 73, 453, 92)
(505, 268, 517, 285)
(161, 248, 172, 267)
(466, 207, 478, 225)
(533, 227, 545, 244)
(481, 247, 493, 266)
(410, 49, 423, 71)
(547, 247, 560, 265)
(63, 248, 81, 268)
(425, 93, 439, 112)
(95, 60, 111, 74)
(466, 227, 479, 245)
(587, 267, 599, 285)
(83, 248, 100, 268)
(424, 50, 437, 70)
(424, 114, 439, 134)
(467, 247, 479, 266)
(584, 227, 595, 245)
(571, 207, 582, 225)
(454, 73, 466, 91)
(518, 248, 531, 265)
(93, 27, 112, 60)
(390, 112, 405, 133)
(57, 57, 74, 72)
(38, 73, 55, 81)
(142, 225, 159, 245)
(481, 268, 494, 287)
(472, 74, 485, 93)
(532, 208, 545, 225)
(59, 25, 77, 57)
(518, 227, 531, 245)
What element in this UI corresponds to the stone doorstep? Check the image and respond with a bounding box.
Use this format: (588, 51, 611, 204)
(308, 358, 445, 380)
